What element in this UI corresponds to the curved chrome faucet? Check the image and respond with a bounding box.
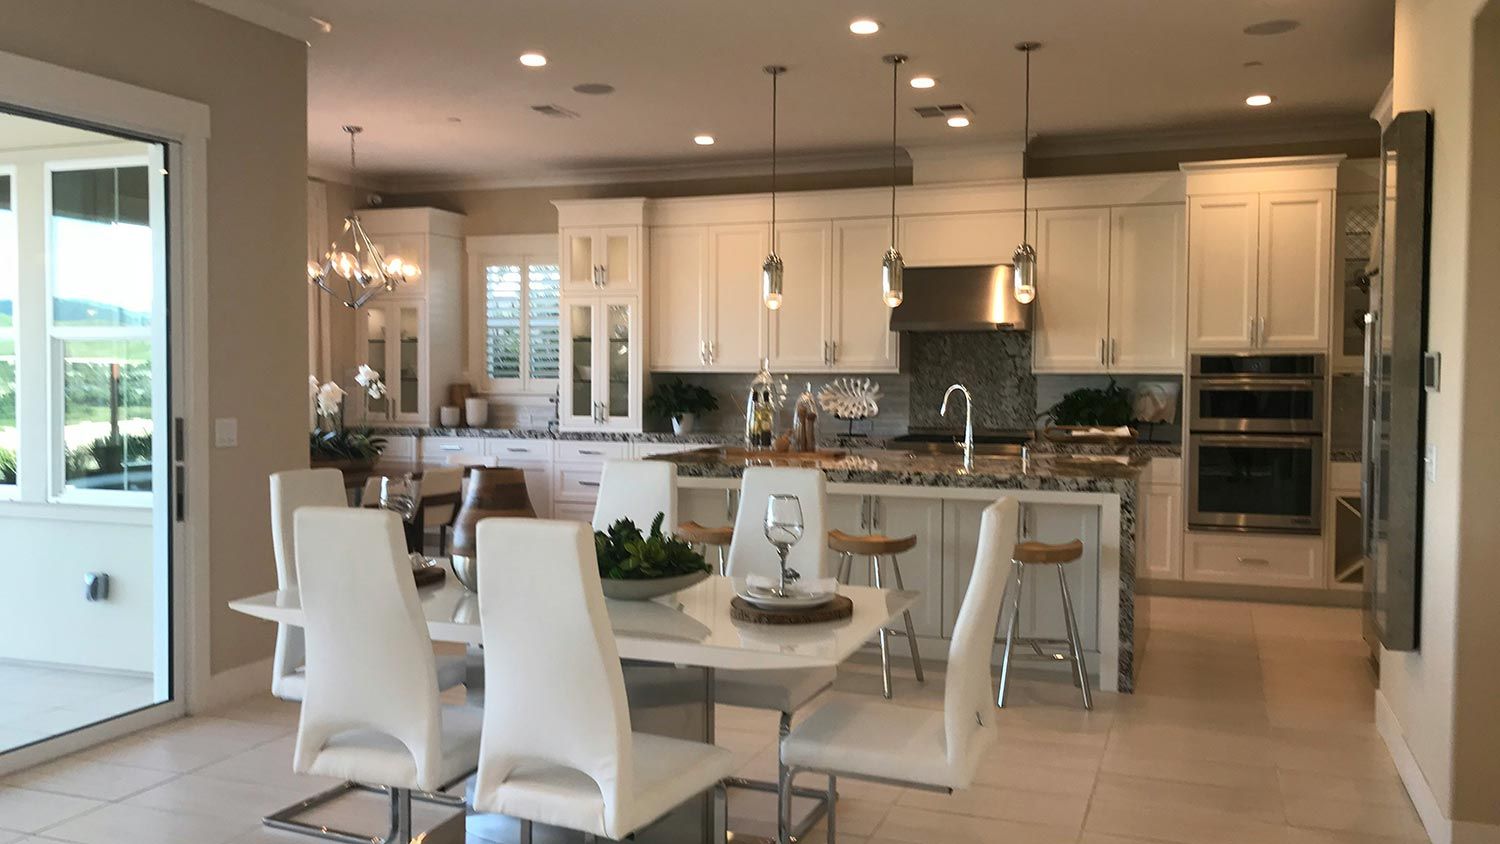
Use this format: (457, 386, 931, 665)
(940, 383, 975, 472)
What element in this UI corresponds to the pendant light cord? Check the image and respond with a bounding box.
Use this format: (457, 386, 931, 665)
(890, 57, 898, 249)
(1022, 47, 1031, 240)
(770, 69, 778, 235)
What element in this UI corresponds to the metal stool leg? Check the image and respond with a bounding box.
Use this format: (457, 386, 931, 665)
(871, 555, 893, 698)
(887, 554, 925, 684)
(1056, 564, 1093, 710)
(717, 544, 728, 576)
(836, 551, 853, 584)
(997, 560, 1024, 708)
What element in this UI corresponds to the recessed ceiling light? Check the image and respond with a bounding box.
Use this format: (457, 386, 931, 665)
(946, 115, 971, 128)
(693, 134, 716, 146)
(1243, 19, 1299, 36)
(849, 18, 881, 35)
(910, 76, 937, 89)
(1245, 93, 1274, 107)
(519, 52, 548, 67)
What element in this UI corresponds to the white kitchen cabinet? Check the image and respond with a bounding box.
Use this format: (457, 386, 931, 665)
(1032, 207, 1112, 372)
(1183, 530, 1325, 588)
(829, 494, 943, 638)
(898, 211, 1024, 267)
(562, 226, 640, 293)
(1109, 204, 1187, 372)
(1257, 190, 1332, 350)
(830, 218, 900, 371)
(357, 301, 428, 425)
(484, 438, 553, 519)
(706, 224, 769, 370)
(1141, 484, 1183, 580)
(768, 221, 834, 371)
(647, 227, 708, 370)
(558, 296, 642, 431)
(1187, 193, 1260, 351)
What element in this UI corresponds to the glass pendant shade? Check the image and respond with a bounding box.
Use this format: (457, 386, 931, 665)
(762, 252, 784, 310)
(881, 247, 905, 307)
(308, 214, 419, 309)
(1012, 242, 1037, 304)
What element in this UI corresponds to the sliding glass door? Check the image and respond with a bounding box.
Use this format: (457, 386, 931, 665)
(0, 109, 174, 756)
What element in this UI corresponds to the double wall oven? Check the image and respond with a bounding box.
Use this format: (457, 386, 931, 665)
(1187, 354, 1325, 533)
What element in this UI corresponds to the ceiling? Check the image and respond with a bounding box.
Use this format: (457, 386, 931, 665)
(252, 0, 1393, 187)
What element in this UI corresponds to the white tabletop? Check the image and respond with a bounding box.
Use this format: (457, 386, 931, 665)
(229, 575, 918, 672)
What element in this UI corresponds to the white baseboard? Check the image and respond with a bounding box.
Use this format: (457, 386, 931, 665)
(192, 656, 272, 714)
(1376, 690, 1454, 844)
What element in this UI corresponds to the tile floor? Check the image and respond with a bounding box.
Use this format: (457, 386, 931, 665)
(0, 663, 157, 754)
(0, 596, 1427, 844)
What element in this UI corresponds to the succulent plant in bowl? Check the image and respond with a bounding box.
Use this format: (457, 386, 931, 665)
(594, 513, 711, 600)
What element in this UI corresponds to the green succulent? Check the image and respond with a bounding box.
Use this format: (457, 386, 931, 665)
(594, 512, 710, 581)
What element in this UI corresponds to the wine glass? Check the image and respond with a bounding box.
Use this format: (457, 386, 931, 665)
(763, 494, 804, 597)
(378, 474, 428, 568)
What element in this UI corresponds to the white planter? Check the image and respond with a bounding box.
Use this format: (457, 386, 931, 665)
(672, 413, 696, 435)
(439, 406, 461, 427)
(464, 397, 490, 428)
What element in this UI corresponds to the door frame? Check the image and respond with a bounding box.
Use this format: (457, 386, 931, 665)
(0, 47, 211, 775)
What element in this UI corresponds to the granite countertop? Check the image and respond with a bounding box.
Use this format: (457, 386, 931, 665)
(1330, 449, 1361, 463)
(647, 446, 1150, 491)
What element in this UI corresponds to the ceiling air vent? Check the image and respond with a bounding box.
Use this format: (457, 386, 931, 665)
(530, 104, 580, 118)
(913, 103, 973, 120)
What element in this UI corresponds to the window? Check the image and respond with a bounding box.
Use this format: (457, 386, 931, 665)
(483, 259, 559, 391)
(0, 172, 15, 487)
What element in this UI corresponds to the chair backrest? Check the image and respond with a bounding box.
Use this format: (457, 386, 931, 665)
(592, 459, 677, 533)
(473, 518, 634, 836)
(943, 497, 1018, 778)
(292, 507, 445, 790)
(421, 466, 464, 526)
(725, 467, 828, 580)
(268, 468, 347, 699)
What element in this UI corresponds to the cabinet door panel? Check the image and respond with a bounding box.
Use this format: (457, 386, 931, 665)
(1032, 208, 1111, 372)
(831, 219, 899, 371)
(707, 224, 768, 370)
(1258, 191, 1331, 350)
(562, 229, 596, 291)
(768, 221, 832, 371)
(648, 227, 708, 369)
(1110, 204, 1186, 372)
(898, 211, 1023, 267)
(1187, 194, 1258, 350)
(598, 226, 639, 291)
(873, 497, 944, 637)
(1141, 485, 1182, 580)
(558, 301, 596, 426)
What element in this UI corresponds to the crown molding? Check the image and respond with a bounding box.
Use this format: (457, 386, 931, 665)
(190, 0, 322, 42)
(1031, 117, 1379, 159)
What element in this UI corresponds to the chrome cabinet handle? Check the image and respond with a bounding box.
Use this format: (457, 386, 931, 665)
(506, 447, 529, 453)
(440, 445, 462, 451)
(1248, 316, 1256, 346)
(1110, 338, 1118, 365)
(700, 341, 708, 365)
(1099, 338, 1106, 365)
(829, 340, 837, 365)
(708, 341, 717, 364)
(1236, 556, 1270, 565)
(578, 449, 604, 456)
(1258, 316, 1266, 345)
(579, 480, 600, 488)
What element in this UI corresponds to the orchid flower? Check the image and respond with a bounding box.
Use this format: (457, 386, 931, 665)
(315, 381, 347, 417)
(309, 375, 320, 399)
(355, 364, 387, 399)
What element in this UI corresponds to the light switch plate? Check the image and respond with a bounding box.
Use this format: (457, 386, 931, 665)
(1425, 444, 1438, 483)
(214, 417, 238, 448)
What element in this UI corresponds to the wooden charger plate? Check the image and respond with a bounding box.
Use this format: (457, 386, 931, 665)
(730, 594, 853, 625)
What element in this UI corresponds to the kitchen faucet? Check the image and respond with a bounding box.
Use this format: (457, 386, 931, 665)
(940, 383, 975, 472)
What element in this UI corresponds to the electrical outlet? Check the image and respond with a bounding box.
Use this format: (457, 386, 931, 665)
(1425, 444, 1438, 483)
(214, 417, 238, 448)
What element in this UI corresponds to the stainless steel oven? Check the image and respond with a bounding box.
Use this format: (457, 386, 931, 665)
(1189, 354, 1324, 434)
(1187, 434, 1323, 532)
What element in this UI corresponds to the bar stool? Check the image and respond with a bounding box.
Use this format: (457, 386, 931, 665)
(676, 521, 733, 574)
(995, 538, 1093, 710)
(827, 529, 925, 699)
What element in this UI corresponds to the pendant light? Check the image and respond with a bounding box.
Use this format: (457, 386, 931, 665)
(1012, 42, 1041, 305)
(306, 126, 420, 309)
(881, 54, 907, 308)
(762, 65, 787, 311)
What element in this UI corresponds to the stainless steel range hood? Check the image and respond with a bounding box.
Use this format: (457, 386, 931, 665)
(888, 264, 1031, 332)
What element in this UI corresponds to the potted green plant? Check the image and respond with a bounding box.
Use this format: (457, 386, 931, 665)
(1042, 379, 1135, 427)
(647, 377, 719, 435)
(594, 513, 711, 600)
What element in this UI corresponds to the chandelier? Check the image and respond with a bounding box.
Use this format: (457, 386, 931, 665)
(306, 125, 420, 309)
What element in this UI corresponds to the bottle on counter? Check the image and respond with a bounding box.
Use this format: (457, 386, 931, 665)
(744, 367, 776, 450)
(791, 381, 818, 453)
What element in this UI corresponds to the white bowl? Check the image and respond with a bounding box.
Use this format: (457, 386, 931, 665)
(601, 570, 709, 601)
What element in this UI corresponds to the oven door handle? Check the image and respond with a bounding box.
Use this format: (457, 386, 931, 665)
(1194, 434, 1320, 449)
(1191, 378, 1320, 391)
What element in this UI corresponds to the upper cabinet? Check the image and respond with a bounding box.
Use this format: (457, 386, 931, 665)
(1184, 157, 1339, 353)
(1031, 203, 1186, 374)
(898, 211, 1023, 267)
(562, 226, 640, 292)
(829, 219, 900, 371)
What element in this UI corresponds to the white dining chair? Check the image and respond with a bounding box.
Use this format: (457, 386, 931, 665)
(470, 517, 736, 842)
(275, 506, 484, 844)
(592, 459, 677, 533)
(776, 497, 1020, 843)
(719, 467, 837, 841)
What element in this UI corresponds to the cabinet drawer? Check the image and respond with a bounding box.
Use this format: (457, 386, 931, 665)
(553, 502, 598, 524)
(380, 435, 417, 460)
(554, 463, 606, 503)
(1184, 532, 1323, 587)
(555, 440, 629, 463)
(486, 438, 553, 463)
(421, 437, 484, 460)
(1148, 457, 1182, 486)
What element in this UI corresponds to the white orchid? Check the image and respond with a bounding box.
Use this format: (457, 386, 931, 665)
(315, 380, 347, 417)
(309, 375, 320, 398)
(354, 364, 387, 399)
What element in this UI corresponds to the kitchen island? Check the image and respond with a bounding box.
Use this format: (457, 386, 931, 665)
(647, 446, 1149, 693)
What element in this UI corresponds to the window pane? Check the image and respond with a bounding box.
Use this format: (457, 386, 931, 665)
(51, 167, 153, 328)
(0, 174, 13, 321)
(0, 336, 14, 486)
(528, 263, 560, 380)
(485, 263, 522, 380)
(62, 339, 152, 492)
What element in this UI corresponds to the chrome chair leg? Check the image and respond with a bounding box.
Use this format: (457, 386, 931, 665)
(825, 774, 838, 843)
(518, 819, 533, 844)
(1056, 565, 1093, 710)
(870, 555, 893, 699)
(388, 788, 412, 844)
(997, 561, 1024, 708)
(717, 545, 728, 576)
(888, 554, 925, 684)
(264, 779, 466, 844)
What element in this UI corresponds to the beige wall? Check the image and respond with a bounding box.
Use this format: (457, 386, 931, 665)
(1384, 0, 1500, 834)
(0, 1, 309, 675)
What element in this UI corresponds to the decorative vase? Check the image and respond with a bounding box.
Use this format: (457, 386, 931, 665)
(449, 467, 536, 592)
(439, 405, 461, 427)
(672, 413, 696, 435)
(464, 397, 490, 428)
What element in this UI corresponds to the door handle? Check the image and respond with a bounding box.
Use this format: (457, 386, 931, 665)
(1110, 338, 1118, 365)
(708, 341, 717, 364)
(1248, 316, 1256, 346)
(700, 341, 708, 365)
(1236, 556, 1270, 565)
(1099, 338, 1106, 366)
(1258, 316, 1266, 346)
(829, 340, 837, 365)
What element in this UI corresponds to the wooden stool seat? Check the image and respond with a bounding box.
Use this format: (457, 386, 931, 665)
(676, 521, 734, 546)
(1013, 539, 1084, 565)
(826, 530, 918, 557)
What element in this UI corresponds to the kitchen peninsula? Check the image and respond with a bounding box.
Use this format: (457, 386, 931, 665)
(650, 445, 1150, 693)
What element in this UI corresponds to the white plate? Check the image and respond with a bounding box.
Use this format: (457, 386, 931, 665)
(733, 581, 836, 610)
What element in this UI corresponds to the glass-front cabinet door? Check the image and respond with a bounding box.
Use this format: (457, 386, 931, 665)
(560, 300, 596, 427)
(560, 228, 639, 293)
(558, 295, 640, 430)
(360, 300, 425, 424)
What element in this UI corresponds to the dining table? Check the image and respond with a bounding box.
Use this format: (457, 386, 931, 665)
(229, 571, 919, 844)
